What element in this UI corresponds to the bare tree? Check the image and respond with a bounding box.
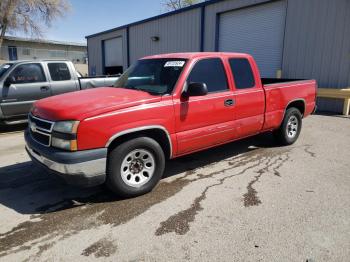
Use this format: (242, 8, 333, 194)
(0, 0, 70, 49)
(163, 0, 202, 11)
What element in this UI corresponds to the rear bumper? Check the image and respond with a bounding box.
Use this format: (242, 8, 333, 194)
(25, 130, 107, 187)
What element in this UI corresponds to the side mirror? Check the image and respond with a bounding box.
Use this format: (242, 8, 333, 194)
(4, 78, 12, 87)
(183, 82, 208, 97)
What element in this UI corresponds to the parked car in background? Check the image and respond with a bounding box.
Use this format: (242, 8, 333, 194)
(0, 60, 119, 125)
(25, 52, 317, 198)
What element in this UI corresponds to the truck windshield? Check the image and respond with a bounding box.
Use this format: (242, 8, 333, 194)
(114, 58, 187, 95)
(0, 63, 13, 79)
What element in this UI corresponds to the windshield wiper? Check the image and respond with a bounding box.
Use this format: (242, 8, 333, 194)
(117, 86, 162, 95)
(134, 87, 163, 95)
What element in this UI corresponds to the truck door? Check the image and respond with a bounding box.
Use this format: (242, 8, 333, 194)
(228, 58, 265, 138)
(1, 63, 51, 117)
(46, 62, 79, 95)
(174, 58, 236, 155)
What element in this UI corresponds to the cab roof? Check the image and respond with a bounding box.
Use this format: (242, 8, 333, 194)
(142, 52, 252, 60)
(1, 59, 71, 65)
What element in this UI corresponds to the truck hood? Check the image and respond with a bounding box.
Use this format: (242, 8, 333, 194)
(32, 87, 162, 121)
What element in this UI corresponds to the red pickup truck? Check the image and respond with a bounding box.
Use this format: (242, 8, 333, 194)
(25, 52, 316, 197)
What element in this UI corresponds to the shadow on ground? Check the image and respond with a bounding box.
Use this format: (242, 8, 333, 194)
(0, 132, 287, 257)
(0, 132, 278, 216)
(314, 111, 350, 119)
(0, 123, 27, 134)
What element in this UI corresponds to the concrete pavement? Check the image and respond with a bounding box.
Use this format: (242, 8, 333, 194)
(0, 115, 349, 261)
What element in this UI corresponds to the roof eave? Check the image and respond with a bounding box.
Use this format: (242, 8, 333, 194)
(85, 0, 225, 39)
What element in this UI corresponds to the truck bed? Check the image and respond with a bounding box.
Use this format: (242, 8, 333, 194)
(78, 75, 119, 89)
(261, 78, 305, 85)
(262, 78, 317, 130)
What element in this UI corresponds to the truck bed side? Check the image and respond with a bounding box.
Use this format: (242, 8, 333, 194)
(262, 80, 317, 130)
(79, 76, 119, 89)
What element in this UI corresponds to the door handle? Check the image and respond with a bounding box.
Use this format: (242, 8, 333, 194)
(40, 86, 49, 91)
(1, 99, 17, 102)
(224, 99, 235, 107)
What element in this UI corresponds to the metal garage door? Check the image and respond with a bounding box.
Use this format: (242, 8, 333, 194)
(218, 1, 287, 77)
(104, 37, 123, 74)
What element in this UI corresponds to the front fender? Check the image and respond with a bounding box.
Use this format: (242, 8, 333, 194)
(76, 101, 176, 154)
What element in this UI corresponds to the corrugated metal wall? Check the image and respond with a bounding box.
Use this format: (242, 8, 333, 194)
(87, 0, 349, 112)
(218, 0, 287, 77)
(104, 37, 123, 67)
(129, 8, 201, 64)
(282, 0, 350, 112)
(87, 29, 127, 75)
(203, 0, 271, 51)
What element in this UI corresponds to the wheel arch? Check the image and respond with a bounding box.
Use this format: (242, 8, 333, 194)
(106, 126, 172, 159)
(285, 99, 306, 116)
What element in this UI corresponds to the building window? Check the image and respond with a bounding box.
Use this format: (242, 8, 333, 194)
(49, 50, 67, 58)
(22, 48, 31, 56)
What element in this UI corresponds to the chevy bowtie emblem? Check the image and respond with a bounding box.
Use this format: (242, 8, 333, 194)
(30, 122, 37, 132)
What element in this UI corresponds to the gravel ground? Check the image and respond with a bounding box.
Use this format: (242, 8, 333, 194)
(0, 115, 349, 261)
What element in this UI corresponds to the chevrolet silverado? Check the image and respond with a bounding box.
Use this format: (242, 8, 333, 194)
(25, 52, 317, 197)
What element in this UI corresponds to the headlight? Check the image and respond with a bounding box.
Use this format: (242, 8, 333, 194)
(52, 137, 77, 151)
(52, 121, 79, 151)
(53, 121, 79, 134)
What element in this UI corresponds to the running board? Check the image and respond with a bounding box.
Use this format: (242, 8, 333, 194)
(3, 119, 28, 125)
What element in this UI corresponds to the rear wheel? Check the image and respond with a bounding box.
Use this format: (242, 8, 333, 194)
(274, 107, 302, 145)
(106, 137, 165, 198)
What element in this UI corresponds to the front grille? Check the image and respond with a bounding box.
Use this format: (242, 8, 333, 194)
(32, 131, 51, 146)
(29, 114, 53, 132)
(28, 114, 54, 146)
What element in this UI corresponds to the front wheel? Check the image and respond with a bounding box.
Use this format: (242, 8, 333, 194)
(274, 107, 302, 145)
(106, 137, 165, 198)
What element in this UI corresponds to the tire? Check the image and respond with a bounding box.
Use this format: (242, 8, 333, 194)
(106, 137, 165, 198)
(274, 107, 302, 145)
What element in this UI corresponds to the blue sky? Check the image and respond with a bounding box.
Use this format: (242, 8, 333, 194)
(42, 0, 166, 44)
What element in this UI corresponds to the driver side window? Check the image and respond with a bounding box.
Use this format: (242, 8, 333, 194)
(8, 63, 46, 84)
(187, 58, 229, 93)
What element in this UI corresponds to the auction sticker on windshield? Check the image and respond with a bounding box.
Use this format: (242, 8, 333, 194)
(164, 61, 185, 67)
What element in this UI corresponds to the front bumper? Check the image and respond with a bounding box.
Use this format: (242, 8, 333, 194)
(25, 130, 107, 187)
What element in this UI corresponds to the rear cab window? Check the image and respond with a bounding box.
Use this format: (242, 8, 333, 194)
(8, 63, 46, 84)
(48, 63, 71, 81)
(229, 58, 255, 89)
(187, 58, 229, 93)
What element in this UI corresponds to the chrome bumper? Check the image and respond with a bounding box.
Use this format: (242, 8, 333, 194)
(26, 145, 106, 177)
(25, 129, 107, 187)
